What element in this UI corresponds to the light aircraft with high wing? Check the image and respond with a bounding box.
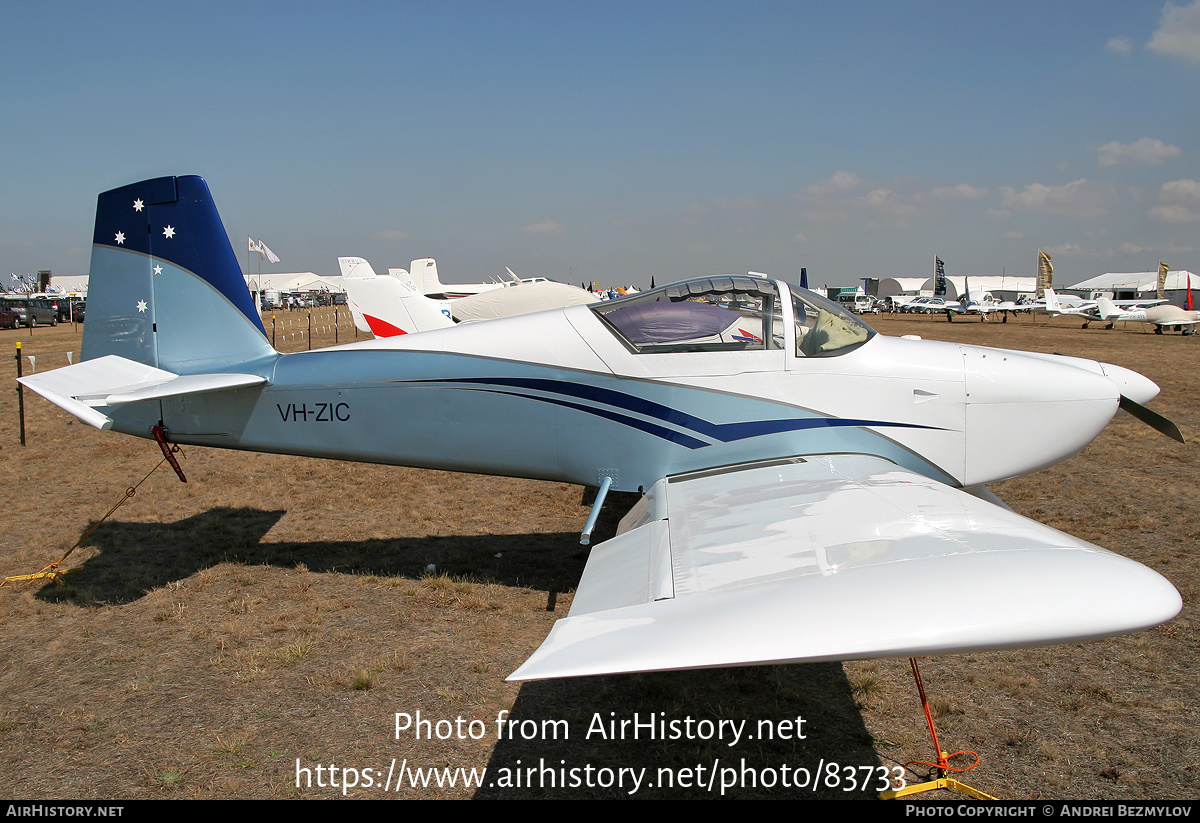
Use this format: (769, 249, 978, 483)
(20, 176, 1183, 681)
(338, 256, 598, 337)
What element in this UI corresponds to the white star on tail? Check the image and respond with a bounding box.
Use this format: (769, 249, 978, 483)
(136, 300, 148, 313)
(133, 199, 144, 212)
(153, 265, 163, 275)
(163, 225, 175, 238)
(114, 231, 125, 245)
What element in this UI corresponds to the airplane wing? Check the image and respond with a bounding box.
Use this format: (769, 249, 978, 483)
(509, 454, 1179, 680)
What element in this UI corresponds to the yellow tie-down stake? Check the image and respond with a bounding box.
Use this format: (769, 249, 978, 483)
(1, 561, 71, 588)
(2, 432, 186, 589)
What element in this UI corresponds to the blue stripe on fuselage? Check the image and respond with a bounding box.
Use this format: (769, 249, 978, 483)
(408, 376, 936, 447)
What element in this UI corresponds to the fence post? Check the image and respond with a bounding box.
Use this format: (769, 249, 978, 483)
(15, 342, 25, 446)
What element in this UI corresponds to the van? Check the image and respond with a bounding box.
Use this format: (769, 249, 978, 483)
(836, 293, 879, 314)
(0, 296, 58, 327)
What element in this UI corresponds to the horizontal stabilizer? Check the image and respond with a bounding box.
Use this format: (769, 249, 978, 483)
(510, 455, 1181, 680)
(18, 355, 266, 430)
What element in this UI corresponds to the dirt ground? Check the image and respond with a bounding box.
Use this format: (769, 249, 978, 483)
(0, 307, 1196, 800)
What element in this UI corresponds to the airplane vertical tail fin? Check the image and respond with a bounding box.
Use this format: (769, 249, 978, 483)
(1044, 288, 1062, 313)
(337, 256, 383, 333)
(339, 256, 454, 336)
(1096, 296, 1118, 320)
(410, 258, 443, 295)
(83, 176, 275, 373)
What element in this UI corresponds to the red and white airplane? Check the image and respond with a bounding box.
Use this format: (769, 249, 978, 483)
(339, 256, 598, 336)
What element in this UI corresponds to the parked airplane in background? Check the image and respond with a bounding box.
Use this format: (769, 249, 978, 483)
(957, 275, 1021, 319)
(338, 257, 598, 336)
(405, 257, 564, 300)
(1093, 297, 1200, 334)
(406, 257, 502, 299)
(338, 257, 454, 336)
(1041, 289, 1185, 331)
(1039, 288, 1102, 326)
(19, 176, 1183, 682)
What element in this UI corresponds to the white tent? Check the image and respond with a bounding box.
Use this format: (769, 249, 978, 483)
(243, 272, 343, 294)
(1067, 270, 1199, 297)
(928, 275, 1037, 301)
(875, 277, 929, 298)
(877, 275, 1036, 301)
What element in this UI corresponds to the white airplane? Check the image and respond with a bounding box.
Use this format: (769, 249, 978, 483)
(338, 257, 599, 336)
(957, 276, 1022, 319)
(1042, 290, 1183, 331)
(406, 256, 564, 300)
(20, 176, 1183, 682)
(1091, 297, 1200, 334)
(337, 257, 455, 336)
(1038, 288, 1103, 327)
(406, 256, 501, 299)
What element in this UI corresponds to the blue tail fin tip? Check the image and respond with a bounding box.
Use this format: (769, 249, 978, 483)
(93, 175, 266, 335)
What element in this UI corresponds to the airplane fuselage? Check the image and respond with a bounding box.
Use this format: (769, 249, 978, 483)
(107, 293, 1141, 493)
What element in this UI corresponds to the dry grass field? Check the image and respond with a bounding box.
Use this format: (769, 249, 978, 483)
(0, 307, 1196, 800)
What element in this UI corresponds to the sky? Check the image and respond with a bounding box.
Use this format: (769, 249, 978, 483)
(3, 1, 1200, 290)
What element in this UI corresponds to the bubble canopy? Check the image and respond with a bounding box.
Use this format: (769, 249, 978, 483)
(592, 276, 874, 357)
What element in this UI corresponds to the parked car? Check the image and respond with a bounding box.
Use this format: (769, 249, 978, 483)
(0, 296, 58, 327)
(835, 293, 881, 314)
(0, 303, 18, 330)
(28, 294, 84, 322)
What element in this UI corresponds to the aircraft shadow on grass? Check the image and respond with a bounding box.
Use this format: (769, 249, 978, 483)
(37, 502, 894, 798)
(477, 663, 885, 799)
(36, 493, 638, 607)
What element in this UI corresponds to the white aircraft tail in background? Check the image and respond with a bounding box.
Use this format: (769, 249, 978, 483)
(341, 256, 599, 336)
(338, 256, 453, 336)
(1041, 288, 1100, 327)
(409, 257, 503, 299)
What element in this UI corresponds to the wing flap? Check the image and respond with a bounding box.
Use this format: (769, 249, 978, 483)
(510, 455, 1180, 680)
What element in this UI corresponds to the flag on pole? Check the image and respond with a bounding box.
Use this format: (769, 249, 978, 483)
(799, 267, 808, 290)
(934, 257, 947, 296)
(249, 237, 281, 264)
(1157, 262, 1168, 300)
(1037, 250, 1053, 299)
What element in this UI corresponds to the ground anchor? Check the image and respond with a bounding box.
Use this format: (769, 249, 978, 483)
(879, 658, 999, 801)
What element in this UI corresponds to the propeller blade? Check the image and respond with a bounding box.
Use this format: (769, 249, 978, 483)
(1120, 395, 1185, 443)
